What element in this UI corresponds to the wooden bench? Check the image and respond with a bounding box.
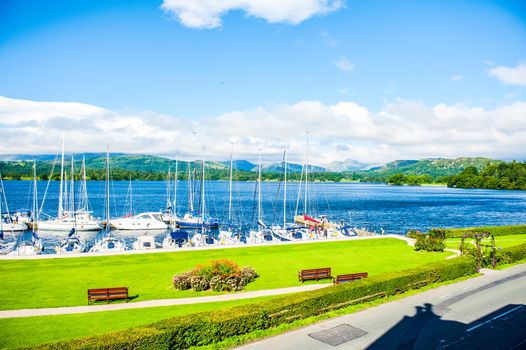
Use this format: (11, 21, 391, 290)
(87, 287, 129, 304)
(333, 272, 368, 285)
(298, 268, 332, 283)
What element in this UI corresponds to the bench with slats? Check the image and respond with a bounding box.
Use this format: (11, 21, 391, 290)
(87, 287, 129, 304)
(333, 272, 368, 285)
(298, 268, 332, 283)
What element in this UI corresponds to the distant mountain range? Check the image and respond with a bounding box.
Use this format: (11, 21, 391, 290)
(0, 153, 505, 181)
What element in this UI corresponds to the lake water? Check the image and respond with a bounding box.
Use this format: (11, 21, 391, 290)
(2, 180, 526, 251)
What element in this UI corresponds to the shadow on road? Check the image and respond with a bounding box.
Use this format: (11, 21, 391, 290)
(367, 303, 526, 350)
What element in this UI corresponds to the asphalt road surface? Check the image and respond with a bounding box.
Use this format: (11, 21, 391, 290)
(237, 263, 526, 350)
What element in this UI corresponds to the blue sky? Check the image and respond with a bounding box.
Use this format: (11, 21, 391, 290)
(0, 0, 525, 164)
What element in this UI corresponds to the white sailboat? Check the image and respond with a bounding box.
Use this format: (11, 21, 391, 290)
(132, 233, 156, 250)
(248, 153, 272, 244)
(55, 228, 85, 254)
(293, 133, 343, 239)
(0, 174, 27, 232)
(109, 178, 167, 231)
(39, 138, 101, 231)
(111, 212, 167, 231)
(11, 162, 43, 256)
(218, 144, 243, 245)
(175, 158, 219, 230)
(271, 148, 301, 241)
(0, 185, 15, 255)
(90, 148, 125, 253)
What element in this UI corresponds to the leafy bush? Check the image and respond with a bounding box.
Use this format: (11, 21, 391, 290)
(36, 258, 477, 350)
(414, 229, 446, 252)
(495, 242, 526, 265)
(173, 260, 257, 292)
(406, 229, 421, 239)
(172, 272, 192, 290)
(224, 276, 246, 292)
(190, 275, 209, 292)
(209, 276, 224, 292)
(240, 267, 258, 282)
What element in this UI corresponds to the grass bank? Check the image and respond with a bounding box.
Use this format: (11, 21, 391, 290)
(0, 238, 450, 310)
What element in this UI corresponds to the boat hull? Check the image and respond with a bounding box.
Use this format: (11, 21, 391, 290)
(38, 220, 101, 231)
(110, 219, 167, 230)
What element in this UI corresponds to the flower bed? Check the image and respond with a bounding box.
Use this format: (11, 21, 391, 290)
(173, 259, 258, 292)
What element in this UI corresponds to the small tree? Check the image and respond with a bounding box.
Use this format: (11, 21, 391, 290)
(414, 229, 446, 252)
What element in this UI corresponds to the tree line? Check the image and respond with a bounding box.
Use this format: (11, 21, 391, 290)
(447, 161, 526, 190)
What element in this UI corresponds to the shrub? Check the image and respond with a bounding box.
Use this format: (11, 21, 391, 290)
(173, 272, 192, 290)
(240, 267, 258, 282)
(495, 242, 526, 265)
(224, 276, 246, 292)
(194, 259, 241, 280)
(406, 229, 421, 239)
(414, 229, 445, 252)
(190, 275, 209, 292)
(176, 260, 258, 293)
(209, 276, 224, 292)
(35, 258, 477, 350)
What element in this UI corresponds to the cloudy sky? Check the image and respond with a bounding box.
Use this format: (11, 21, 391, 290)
(0, 0, 525, 165)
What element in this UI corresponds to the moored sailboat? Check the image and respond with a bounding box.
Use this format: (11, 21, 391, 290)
(90, 148, 125, 253)
(39, 138, 101, 232)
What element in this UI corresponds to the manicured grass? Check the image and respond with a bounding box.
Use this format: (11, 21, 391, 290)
(444, 234, 526, 250)
(0, 238, 450, 310)
(0, 295, 278, 349)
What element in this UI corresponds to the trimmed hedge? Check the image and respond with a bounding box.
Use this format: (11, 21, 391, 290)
(33, 258, 477, 350)
(497, 242, 526, 264)
(443, 225, 526, 238)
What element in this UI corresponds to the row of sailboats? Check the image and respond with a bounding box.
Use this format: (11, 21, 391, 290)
(0, 134, 359, 255)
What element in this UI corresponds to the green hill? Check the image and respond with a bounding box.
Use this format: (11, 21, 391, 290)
(357, 157, 503, 182)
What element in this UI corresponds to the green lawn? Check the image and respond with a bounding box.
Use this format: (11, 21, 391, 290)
(0, 295, 280, 349)
(0, 238, 451, 310)
(444, 234, 526, 250)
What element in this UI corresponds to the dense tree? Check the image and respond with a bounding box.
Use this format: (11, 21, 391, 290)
(448, 161, 526, 190)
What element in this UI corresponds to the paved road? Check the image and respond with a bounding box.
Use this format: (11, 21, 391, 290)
(237, 263, 526, 350)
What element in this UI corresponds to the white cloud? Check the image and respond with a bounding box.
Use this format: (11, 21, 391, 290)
(449, 75, 463, 82)
(334, 56, 355, 72)
(161, 0, 344, 29)
(1, 95, 526, 165)
(488, 63, 526, 86)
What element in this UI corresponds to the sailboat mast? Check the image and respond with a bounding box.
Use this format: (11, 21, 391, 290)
(70, 155, 75, 214)
(57, 133, 65, 219)
(200, 155, 205, 222)
(173, 156, 178, 216)
(188, 164, 193, 213)
(81, 156, 88, 211)
(166, 167, 171, 209)
(283, 149, 287, 229)
(105, 147, 110, 231)
(228, 143, 233, 222)
(304, 132, 309, 215)
(128, 176, 133, 215)
(257, 152, 262, 224)
(32, 160, 38, 231)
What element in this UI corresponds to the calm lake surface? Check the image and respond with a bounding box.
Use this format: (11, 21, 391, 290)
(2, 180, 526, 251)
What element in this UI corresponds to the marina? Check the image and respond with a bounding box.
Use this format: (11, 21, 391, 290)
(1, 178, 526, 255)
